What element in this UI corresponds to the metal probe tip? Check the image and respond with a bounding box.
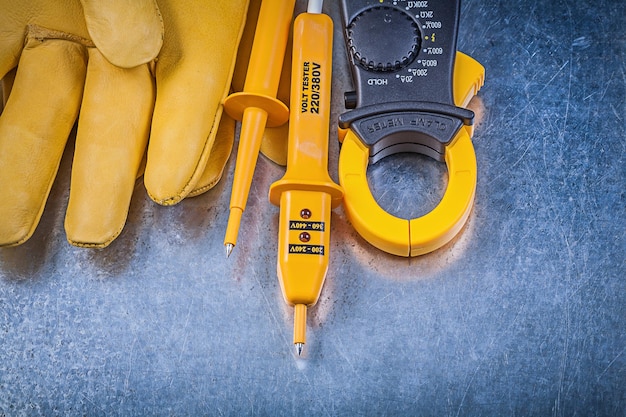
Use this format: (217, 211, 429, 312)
(225, 243, 234, 258)
(295, 343, 304, 356)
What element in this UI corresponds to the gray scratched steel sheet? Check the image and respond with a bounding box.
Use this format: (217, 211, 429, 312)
(1, 0, 624, 416)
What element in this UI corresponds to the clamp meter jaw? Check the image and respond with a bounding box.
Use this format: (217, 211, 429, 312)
(338, 0, 485, 257)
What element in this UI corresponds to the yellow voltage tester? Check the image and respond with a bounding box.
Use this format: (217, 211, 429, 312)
(337, 0, 485, 257)
(269, 0, 343, 356)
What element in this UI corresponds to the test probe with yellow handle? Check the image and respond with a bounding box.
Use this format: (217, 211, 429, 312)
(223, 0, 296, 257)
(269, 0, 343, 356)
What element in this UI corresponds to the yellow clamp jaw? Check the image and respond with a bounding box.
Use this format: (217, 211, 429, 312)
(338, 52, 485, 257)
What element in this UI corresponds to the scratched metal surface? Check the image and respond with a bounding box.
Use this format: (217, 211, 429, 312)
(1, 0, 624, 415)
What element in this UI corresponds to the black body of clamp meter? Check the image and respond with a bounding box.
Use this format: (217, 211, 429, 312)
(339, 0, 474, 163)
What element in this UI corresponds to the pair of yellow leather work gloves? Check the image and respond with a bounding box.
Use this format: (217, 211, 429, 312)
(0, 0, 289, 248)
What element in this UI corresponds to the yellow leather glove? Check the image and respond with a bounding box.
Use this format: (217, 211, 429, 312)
(0, 0, 249, 248)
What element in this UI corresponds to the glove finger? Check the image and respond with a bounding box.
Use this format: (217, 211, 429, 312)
(0, 0, 90, 80)
(259, 124, 289, 166)
(1, 68, 16, 110)
(261, 32, 291, 167)
(230, 0, 261, 94)
(79, 0, 163, 68)
(232, 0, 291, 167)
(188, 113, 235, 197)
(0, 35, 87, 246)
(65, 48, 154, 248)
(144, 1, 249, 206)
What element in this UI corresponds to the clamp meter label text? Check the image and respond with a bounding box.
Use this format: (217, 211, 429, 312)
(363, 114, 450, 135)
(300, 61, 323, 114)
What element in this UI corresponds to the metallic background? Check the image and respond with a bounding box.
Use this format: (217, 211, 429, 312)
(1, 0, 624, 415)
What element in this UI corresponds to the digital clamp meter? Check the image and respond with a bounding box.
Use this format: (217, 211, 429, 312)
(337, 0, 485, 257)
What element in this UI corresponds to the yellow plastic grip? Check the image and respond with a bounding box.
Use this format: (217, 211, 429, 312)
(268, 12, 343, 208)
(268, 12, 342, 349)
(223, 0, 293, 127)
(338, 52, 485, 257)
(269, 11, 342, 297)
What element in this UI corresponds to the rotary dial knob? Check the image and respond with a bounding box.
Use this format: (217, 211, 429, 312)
(347, 6, 420, 72)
